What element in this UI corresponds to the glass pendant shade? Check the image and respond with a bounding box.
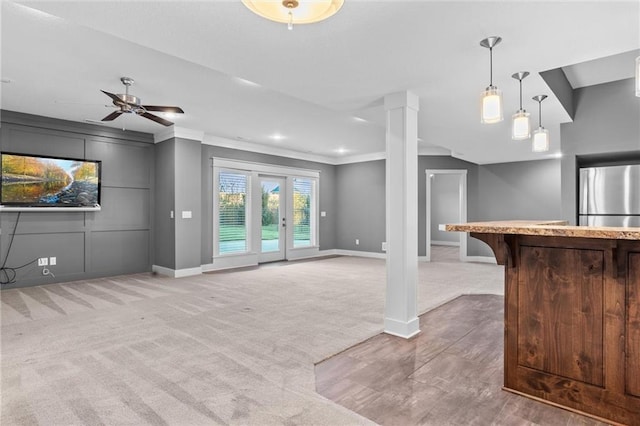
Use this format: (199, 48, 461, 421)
(512, 110, 531, 140)
(532, 127, 550, 152)
(636, 56, 640, 97)
(479, 37, 503, 124)
(481, 86, 503, 123)
(511, 71, 530, 140)
(242, 0, 343, 25)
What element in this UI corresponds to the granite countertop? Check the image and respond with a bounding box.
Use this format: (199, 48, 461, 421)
(445, 220, 640, 240)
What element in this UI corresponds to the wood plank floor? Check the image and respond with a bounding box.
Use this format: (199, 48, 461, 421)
(315, 295, 607, 426)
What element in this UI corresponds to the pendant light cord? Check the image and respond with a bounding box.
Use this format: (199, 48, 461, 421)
(538, 100, 542, 127)
(519, 79, 523, 110)
(489, 48, 493, 86)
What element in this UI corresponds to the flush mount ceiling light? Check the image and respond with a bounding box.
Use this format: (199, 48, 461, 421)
(479, 36, 503, 124)
(511, 72, 531, 140)
(532, 95, 550, 152)
(242, 0, 344, 31)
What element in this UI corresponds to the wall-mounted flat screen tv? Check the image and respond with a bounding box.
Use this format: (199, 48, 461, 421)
(1, 152, 101, 208)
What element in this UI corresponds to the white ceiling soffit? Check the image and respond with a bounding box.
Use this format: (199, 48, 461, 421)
(3, 1, 639, 165)
(562, 49, 640, 89)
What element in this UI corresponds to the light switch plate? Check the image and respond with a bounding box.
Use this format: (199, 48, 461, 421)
(182, 211, 192, 219)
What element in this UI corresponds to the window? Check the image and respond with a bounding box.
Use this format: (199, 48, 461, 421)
(218, 171, 248, 254)
(292, 177, 315, 248)
(212, 158, 319, 266)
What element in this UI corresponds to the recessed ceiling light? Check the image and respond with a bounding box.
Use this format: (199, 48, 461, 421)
(335, 148, 348, 154)
(553, 152, 563, 158)
(352, 116, 367, 123)
(270, 133, 286, 141)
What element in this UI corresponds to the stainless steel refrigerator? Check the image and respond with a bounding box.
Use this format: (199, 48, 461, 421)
(579, 164, 640, 227)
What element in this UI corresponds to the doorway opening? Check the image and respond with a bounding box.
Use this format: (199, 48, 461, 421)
(425, 169, 467, 262)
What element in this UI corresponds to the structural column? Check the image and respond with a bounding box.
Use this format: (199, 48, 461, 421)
(153, 127, 204, 278)
(384, 91, 420, 338)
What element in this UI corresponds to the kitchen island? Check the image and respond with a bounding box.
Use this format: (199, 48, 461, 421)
(446, 221, 640, 425)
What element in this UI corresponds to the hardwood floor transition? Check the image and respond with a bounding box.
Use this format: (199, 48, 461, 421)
(315, 295, 607, 426)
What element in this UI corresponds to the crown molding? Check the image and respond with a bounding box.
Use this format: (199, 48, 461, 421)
(202, 134, 336, 164)
(154, 126, 205, 143)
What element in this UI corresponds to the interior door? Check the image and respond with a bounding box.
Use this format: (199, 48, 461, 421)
(258, 177, 286, 263)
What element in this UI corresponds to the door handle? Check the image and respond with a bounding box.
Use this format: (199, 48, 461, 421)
(282, 217, 286, 228)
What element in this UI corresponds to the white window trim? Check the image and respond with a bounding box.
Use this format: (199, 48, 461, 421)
(212, 158, 320, 269)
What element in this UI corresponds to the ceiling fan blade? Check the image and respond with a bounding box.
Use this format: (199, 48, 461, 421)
(101, 90, 125, 105)
(141, 105, 184, 113)
(140, 112, 174, 126)
(101, 110, 123, 121)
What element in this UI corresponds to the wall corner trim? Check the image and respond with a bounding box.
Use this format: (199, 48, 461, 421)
(152, 265, 203, 278)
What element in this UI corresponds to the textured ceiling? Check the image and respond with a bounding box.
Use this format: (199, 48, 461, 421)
(2, 1, 639, 164)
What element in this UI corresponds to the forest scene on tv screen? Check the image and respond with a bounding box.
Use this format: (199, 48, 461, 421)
(1, 153, 100, 207)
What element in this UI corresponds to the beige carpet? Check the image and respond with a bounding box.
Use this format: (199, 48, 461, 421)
(1, 254, 503, 425)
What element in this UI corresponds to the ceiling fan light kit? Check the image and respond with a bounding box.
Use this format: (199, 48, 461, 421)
(241, 0, 344, 31)
(100, 77, 184, 127)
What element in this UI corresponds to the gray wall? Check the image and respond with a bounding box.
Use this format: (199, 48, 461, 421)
(200, 145, 337, 264)
(335, 160, 385, 252)
(333, 155, 563, 258)
(153, 139, 175, 269)
(430, 173, 460, 244)
(0, 111, 154, 288)
(174, 138, 202, 270)
(477, 159, 562, 221)
(334, 156, 483, 256)
(561, 78, 640, 224)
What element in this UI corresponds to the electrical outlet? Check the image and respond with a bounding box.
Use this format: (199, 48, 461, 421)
(355, 239, 359, 245)
(382, 242, 387, 251)
(49, 257, 57, 266)
(38, 257, 48, 266)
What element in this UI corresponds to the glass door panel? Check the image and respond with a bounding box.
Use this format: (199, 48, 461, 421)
(259, 177, 286, 262)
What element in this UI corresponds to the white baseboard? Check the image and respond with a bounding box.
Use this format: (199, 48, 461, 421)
(430, 241, 460, 247)
(152, 265, 203, 278)
(384, 316, 420, 339)
(286, 247, 320, 260)
(333, 249, 386, 259)
(463, 256, 497, 264)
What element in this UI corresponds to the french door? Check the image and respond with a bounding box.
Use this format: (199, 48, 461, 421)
(258, 177, 286, 263)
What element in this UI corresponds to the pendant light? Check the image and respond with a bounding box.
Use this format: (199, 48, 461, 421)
(636, 56, 639, 97)
(479, 36, 503, 124)
(532, 95, 550, 152)
(241, 0, 344, 31)
(511, 72, 531, 140)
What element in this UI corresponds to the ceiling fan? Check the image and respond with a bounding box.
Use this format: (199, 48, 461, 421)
(100, 77, 184, 126)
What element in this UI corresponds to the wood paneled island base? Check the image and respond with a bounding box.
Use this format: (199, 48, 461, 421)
(446, 221, 640, 426)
